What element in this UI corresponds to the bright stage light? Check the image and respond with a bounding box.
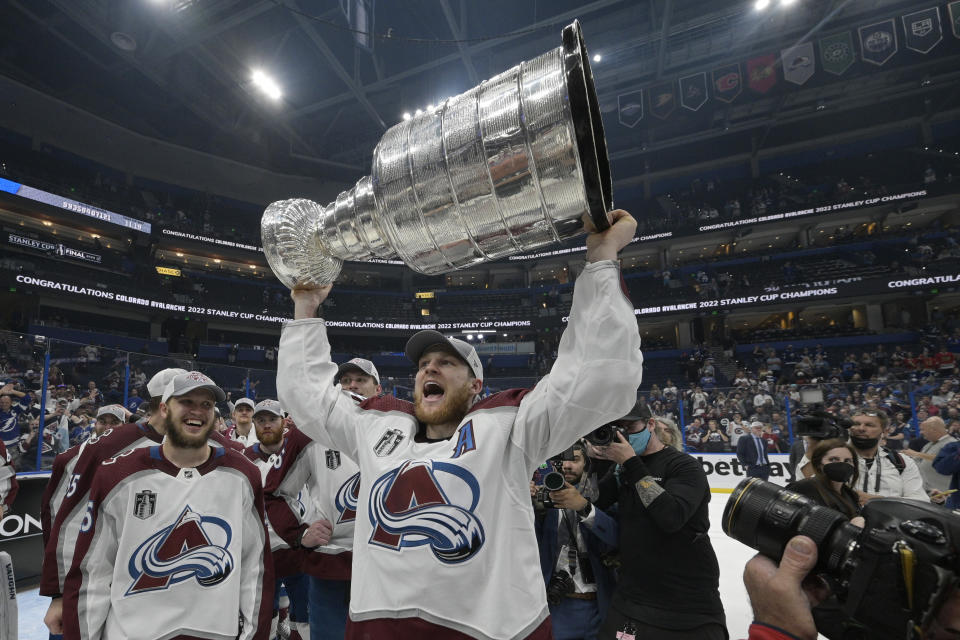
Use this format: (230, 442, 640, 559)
(754, 0, 770, 9)
(592, 53, 602, 62)
(402, 112, 412, 120)
(251, 69, 282, 101)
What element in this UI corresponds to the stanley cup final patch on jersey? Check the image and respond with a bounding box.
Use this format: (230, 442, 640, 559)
(325, 449, 341, 470)
(374, 429, 405, 457)
(133, 490, 157, 519)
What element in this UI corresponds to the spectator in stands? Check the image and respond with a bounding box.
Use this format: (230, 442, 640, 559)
(903, 417, 957, 502)
(884, 416, 907, 451)
(125, 387, 144, 414)
(727, 414, 747, 448)
(0, 382, 32, 466)
(702, 419, 729, 452)
(685, 418, 704, 452)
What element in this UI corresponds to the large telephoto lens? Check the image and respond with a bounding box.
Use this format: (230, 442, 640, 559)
(543, 471, 566, 492)
(723, 478, 860, 573)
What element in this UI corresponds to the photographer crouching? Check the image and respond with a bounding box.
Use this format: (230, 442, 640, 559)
(533, 443, 618, 640)
(587, 400, 727, 640)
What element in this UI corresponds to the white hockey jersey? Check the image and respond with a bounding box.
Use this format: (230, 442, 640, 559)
(62, 445, 273, 640)
(277, 261, 644, 640)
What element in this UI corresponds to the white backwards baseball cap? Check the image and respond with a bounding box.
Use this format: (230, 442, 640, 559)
(335, 358, 380, 385)
(96, 405, 126, 422)
(162, 371, 226, 403)
(405, 330, 483, 381)
(253, 399, 283, 417)
(147, 368, 188, 398)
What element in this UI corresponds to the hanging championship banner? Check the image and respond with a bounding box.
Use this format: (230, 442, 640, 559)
(617, 89, 644, 128)
(747, 54, 778, 93)
(902, 7, 942, 53)
(819, 31, 855, 75)
(781, 42, 815, 85)
(950, 2, 960, 39)
(712, 63, 741, 103)
(859, 19, 898, 66)
(649, 82, 676, 119)
(679, 72, 708, 111)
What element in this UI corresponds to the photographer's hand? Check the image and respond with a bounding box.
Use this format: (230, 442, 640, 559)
(743, 535, 829, 640)
(591, 431, 637, 465)
(548, 482, 589, 511)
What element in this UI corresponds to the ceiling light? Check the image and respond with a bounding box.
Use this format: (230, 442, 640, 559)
(415, 109, 423, 115)
(402, 112, 412, 120)
(781, 0, 796, 5)
(214, 259, 221, 263)
(592, 54, 602, 63)
(251, 69, 282, 101)
(42, 220, 52, 226)
(426, 104, 434, 111)
(754, 0, 770, 9)
(176, 252, 183, 257)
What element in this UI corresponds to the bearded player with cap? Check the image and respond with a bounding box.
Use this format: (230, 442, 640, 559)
(278, 210, 644, 640)
(262, 358, 380, 640)
(242, 399, 313, 640)
(62, 371, 273, 640)
(42, 368, 244, 636)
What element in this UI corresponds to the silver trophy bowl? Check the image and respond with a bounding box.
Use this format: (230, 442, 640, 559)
(262, 20, 612, 288)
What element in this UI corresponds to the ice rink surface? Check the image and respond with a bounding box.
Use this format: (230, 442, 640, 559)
(14, 492, 763, 640)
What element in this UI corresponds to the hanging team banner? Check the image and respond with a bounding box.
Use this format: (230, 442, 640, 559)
(649, 82, 676, 119)
(859, 19, 898, 66)
(617, 89, 644, 128)
(712, 63, 742, 103)
(747, 54, 778, 93)
(902, 7, 942, 53)
(781, 42, 816, 85)
(819, 31, 855, 75)
(950, 2, 960, 39)
(679, 72, 708, 111)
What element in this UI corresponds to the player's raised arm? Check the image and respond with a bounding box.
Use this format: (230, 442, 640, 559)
(277, 285, 361, 459)
(513, 209, 644, 462)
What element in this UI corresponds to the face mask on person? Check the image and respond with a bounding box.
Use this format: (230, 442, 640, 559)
(628, 429, 651, 455)
(850, 435, 879, 450)
(822, 462, 855, 483)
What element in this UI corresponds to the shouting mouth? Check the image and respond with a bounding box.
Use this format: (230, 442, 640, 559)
(421, 380, 446, 405)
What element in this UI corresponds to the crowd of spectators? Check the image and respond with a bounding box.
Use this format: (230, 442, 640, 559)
(629, 321, 960, 457)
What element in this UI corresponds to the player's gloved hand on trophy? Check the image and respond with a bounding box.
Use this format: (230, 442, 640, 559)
(300, 519, 334, 549)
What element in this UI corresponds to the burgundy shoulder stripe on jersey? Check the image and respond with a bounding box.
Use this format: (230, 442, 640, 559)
(468, 388, 533, 413)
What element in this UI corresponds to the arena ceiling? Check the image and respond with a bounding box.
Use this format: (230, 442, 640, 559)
(1, 0, 958, 186)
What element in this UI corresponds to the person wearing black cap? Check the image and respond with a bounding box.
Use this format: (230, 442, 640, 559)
(278, 209, 644, 640)
(588, 400, 726, 640)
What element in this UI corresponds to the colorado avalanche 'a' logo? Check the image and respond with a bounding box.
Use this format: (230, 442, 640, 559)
(368, 460, 484, 564)
(335, 472, 361, 524)
(126, 505, 234, 595)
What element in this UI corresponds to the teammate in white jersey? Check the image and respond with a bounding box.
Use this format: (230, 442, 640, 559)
(62, 371, 273, 640)
(230, 397, 260, 445)
(264, 359, 380, 640)
(278, 210, 644, 640)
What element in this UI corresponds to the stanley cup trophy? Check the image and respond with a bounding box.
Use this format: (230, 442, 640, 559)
(261, 20, 612, 288)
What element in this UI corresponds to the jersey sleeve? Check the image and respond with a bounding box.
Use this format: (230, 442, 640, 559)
(277, 318, 360, 460)
(238, 478, 275, 640)
(42, 437, 115, 596)
(62, 481, 117, 640)
(263, 437, 314, 547)
(511, 261, 644, 465)
(0, 442, 18, 512)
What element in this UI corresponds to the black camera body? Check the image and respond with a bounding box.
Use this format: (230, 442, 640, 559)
(536, 471, 567, 509)
(794, 409, 852, 441)
(546, 569, 576, 604)
(584, 423, 626, 447)
(724, 478, 960, 639)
